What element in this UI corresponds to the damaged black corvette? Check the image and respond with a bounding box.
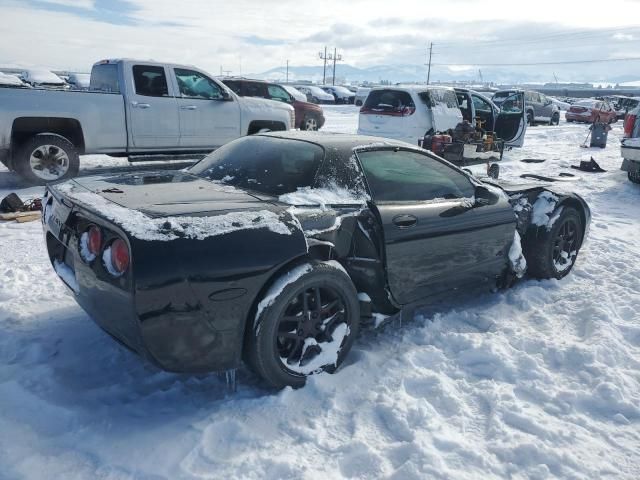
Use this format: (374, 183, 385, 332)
(43, 131, 591, 388)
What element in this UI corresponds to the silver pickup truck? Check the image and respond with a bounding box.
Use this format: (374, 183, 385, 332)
(0, 59, 295, 184)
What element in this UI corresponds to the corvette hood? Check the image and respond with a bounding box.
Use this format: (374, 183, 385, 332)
(62, 171, 275, 217)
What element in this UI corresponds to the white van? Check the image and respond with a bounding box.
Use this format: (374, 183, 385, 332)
(358, 86, 526, 148)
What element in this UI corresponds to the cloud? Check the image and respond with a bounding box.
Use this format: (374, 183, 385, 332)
(2, 0, 640, 83)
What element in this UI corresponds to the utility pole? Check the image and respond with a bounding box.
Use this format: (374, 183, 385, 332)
(332, 48, 342, 86)
(286, 59, 289, 83)
(426, 42, 433, 85)
(319, 47, 328, 85)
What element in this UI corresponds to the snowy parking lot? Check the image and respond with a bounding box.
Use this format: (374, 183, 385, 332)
(1, 106, 639, 479)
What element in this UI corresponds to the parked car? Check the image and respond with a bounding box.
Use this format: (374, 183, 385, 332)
(548, 96, 571, 111)
(282, 85, 307, 103)
(43, 131, 590, 388)
(358, 86, 526, 148)
(21, 69, 68, 88)
(0, 72, 28, 88)
(320, 85, 355, 104)
(620, 104, 640, 183)
(67, 72, 91, 90)
(613, 96, 640, 120)
(293, 85, 335, 104)
(565, 99, 617, 124)
(493, 89, 560, 126)
(0, 59, 294, 184)
(222, 78, 325, 132)
(354, 87, 371, 106)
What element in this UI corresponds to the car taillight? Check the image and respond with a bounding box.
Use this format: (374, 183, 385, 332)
(104, 238, 130, 276)
(88, 226, 102, 256)
(79, 225, 102, 262)
(624, 114, 637, 137)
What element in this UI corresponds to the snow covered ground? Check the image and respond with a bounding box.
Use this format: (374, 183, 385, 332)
(1, 107, 639, 479)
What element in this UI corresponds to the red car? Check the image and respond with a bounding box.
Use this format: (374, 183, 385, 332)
(566, 99, 617, 124)
(222, 78, 325, 131)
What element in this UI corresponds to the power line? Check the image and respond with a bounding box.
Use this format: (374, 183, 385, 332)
(432, 56, 640, 67)
(435, 25, 640, 49)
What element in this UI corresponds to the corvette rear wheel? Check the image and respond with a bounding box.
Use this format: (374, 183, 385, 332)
(527, 206, 584, 279)
(246, 261, 360, 389)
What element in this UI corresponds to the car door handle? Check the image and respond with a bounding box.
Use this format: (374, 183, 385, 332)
(131, 101, 150, 109)
(180, 105, 198, 110)
(392, 214, 418, 228)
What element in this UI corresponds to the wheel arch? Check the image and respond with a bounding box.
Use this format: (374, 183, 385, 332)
(11, 117, 85, 154)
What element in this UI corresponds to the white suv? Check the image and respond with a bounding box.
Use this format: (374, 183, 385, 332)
(357, 86, 526, 147)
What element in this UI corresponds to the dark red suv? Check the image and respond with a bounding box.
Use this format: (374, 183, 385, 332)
(222, 78, 325, 131)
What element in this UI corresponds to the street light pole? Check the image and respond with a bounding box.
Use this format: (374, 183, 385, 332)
(286, 59, 289, 83)
(319, 47, 328, 85)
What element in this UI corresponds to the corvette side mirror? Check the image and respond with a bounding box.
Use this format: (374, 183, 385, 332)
(475, 185, 499, 206)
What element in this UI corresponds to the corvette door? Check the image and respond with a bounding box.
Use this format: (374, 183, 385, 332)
(495, 92, 527, 147)
(357, 148, 516, 305)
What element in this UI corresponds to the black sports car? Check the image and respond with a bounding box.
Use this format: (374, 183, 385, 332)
(43, 132, 591, 388)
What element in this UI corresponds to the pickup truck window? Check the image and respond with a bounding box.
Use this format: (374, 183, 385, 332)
(174, 68, 223, 100)
(90, 64, 120, 93)
(133, 65, 169, 97)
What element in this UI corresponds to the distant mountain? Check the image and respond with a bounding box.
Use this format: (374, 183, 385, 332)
(253, 63, 640, 87)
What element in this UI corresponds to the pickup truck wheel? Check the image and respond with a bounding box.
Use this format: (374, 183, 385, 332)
(16, 134, 79, 185)
(246, 261, 360, 389)
(550, 112, 560, 125)
(301, 115, 319, 131)
(527, 206, 584, 280)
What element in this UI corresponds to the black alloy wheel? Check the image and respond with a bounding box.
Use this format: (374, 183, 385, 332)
(277, 285, 347, 370)
(551, 217, 579, 274)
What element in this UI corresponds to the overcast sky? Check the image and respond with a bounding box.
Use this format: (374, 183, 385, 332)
(3, 0, 640, 82)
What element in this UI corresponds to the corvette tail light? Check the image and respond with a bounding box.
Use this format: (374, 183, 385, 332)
(624, 114, 637, 137)
(88, 226, 102, 256)
(104, 238, 130, 276)
(79, 225, 102, 262)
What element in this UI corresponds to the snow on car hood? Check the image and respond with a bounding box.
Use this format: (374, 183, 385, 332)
(53, 180, 293, 241)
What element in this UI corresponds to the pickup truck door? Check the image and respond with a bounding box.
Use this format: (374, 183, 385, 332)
(356, 148, 515, 305)
(495, 92, 527, 147)
(172, 68, 241, 149)
(128, 64, 180, 149)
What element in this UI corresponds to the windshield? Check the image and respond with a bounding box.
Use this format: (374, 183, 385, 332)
(493, 91, 514, 100)
(307, 86, 327, 95)
(575, 100, 597, 107)
(189, 136, 325, 196)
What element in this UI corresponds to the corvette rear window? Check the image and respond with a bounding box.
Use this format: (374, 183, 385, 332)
(190, 136, 324, 196)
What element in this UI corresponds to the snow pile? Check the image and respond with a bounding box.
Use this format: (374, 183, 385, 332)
(1, 106, 640, 479)
(279, 184, 369, 209)
(283, 323, 350, 375)
(531, 191, 560, 229)
(54, 182, 292, 240)
(52, 260, 78, 293)
(508, 231, 527, 277)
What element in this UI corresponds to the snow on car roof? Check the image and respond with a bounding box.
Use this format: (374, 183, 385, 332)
(23, 69, 65, 84)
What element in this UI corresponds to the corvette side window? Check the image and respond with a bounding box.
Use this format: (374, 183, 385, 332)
(358, 150, 474, 202)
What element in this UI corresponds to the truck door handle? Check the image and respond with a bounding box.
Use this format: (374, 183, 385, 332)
(392, 214, 417, 228)
(131, 101, 151, 109)
(180, 105, 198, 110)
